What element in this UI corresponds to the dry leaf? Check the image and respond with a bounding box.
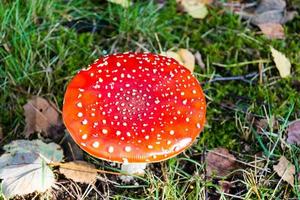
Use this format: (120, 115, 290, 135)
(161, 49, 195, 72)
(287, 120, 300, 145)
(177, 48, 195, 72)
(234, 0, 297, 26)
(0, 157, 55, 198)
(108, 0, 130, 8)
(255, 116, 279, 134)
(194, 51, 205, 69)
(177, 0, 208, 19)
(0, 140, 63, 198)
(270, 46, 291, 78)
(218, 180, 232, 193)
(273, 156, 295, 186)
(206, 148, 236, 177)
(60, 161, 97, 184)
(258, 23, 285, 39)
(23, 97, 61, 138)
(160, 51, 182, 63)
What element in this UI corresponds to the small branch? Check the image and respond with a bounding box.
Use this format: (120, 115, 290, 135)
(212, 59, 270, 68)
(203, 72, 258, 84)
(49, 162, 123, 176)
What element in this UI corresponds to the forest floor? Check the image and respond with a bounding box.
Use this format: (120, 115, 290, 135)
(0, 0, 300, 199)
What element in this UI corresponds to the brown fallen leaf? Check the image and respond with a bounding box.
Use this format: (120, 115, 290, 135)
(287, 120, 300, 145)
(230, 0, 298, 39)
(273, 156, 295, 186)
(258, 23, 285, 39)
(254, 116, 279, 134)
(218, 180, 232, 193)
(23, 97, 62, 138)
(232, 0, 297, 26)
(206, 148, 236, 177)
(59, 161, 97, 184)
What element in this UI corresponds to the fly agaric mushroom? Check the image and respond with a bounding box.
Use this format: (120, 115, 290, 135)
(63, 52, 206, 175)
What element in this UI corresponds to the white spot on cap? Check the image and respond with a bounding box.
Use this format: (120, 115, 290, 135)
(148, 145, 153, 149)
(98, 78, 103, 82)
(145, 135, 150, 140)
(186, 117, 190, 122)
(197, 123, 201, 128)
(125, 146, 131, 152)
(116, 130, 121, 136)
(93, 141, 100, 148)
(77, 112, 83, 117)
(183, 99, 187, 105)
(77, 102, 83, 108)
(82, 119, 88, 125)
(170, 130, 175, 135)
(108, 146, 114, 153)
(116, 62, 121, 67)
(82, 134, 87, 140)
(192, 89, 197, 94)
(102, 129, 108, 134)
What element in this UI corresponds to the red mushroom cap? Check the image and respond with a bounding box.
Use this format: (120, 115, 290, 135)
(63, 52, 206, 163)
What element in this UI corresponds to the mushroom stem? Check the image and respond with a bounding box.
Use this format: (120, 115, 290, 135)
(120, 163, 147, 182)
(121, 163, 147, 175)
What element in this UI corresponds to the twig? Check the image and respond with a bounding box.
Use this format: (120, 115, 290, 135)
(212, 59, 270, 68)
(202, 72, 258, 84)
(49, 162, 123, 176)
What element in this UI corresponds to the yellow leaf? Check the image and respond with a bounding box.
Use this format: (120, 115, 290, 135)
(161, 49, 195, 72)
(160, 51, 182, 63)
(108, 0, 130, 8)
(177, 48, 195, 72)
(270, 46, 291, 78)
(178, 0, 208, 19)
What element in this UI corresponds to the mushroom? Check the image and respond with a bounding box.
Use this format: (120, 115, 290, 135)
(62, 52, 206, 176)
